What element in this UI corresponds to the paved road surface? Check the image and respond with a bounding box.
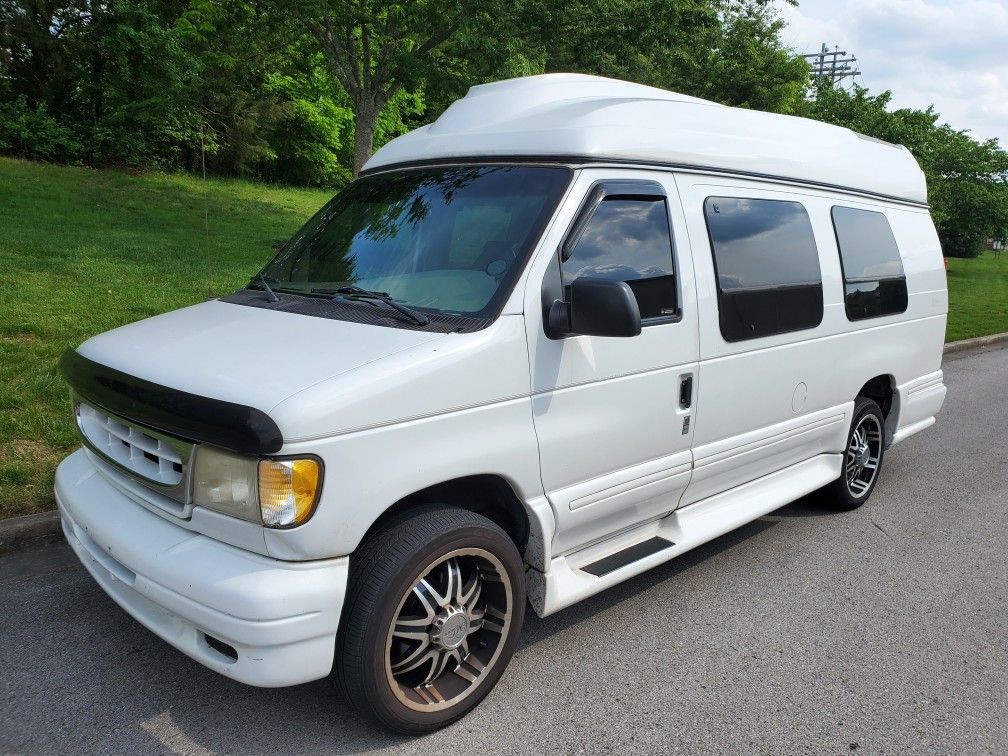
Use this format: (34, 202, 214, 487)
(1, 345, 1006, 755)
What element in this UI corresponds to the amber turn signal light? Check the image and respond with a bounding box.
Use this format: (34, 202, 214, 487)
(258, 458, 321, 528)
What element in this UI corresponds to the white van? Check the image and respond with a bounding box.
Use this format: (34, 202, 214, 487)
(55, 74, 948, 733)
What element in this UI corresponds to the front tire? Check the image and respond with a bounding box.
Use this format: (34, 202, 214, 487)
(335, 506, 525, 734)
(822, 396, 886, 510)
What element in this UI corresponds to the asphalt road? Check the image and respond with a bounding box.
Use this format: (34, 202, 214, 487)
(2, 345, 1006, 756)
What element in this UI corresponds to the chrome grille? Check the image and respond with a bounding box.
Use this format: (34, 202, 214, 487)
(74, 399, 194, 502)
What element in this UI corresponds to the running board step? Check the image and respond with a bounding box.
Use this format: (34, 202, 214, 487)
(528, 453, 844, 617)
(580, 536, 675, 577)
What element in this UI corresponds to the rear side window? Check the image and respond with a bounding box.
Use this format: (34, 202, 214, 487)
(563, 197, 678, 320)
(831, 207, 908, 320)
(704, 197, 823, 342)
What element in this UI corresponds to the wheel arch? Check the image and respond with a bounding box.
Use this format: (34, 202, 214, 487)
(355, 474, 544, 568)
(856, 373, 899, 446)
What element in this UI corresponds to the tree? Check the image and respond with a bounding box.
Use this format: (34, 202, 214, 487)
(0, 1, 90, 116)
(82, 1, 204, 167)
(0, 0, 205, 167)
(682, 1, 808, 114)
(0, 1, 91, 159)
(811, 84, 1008, 257)
(496, 0, 807, 114)
(3, 0, 812, 179)
(283, 0, 810, 175)
(285, 1, 489, 176)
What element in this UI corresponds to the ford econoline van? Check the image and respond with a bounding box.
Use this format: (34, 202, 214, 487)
(55, 74, 948, 733)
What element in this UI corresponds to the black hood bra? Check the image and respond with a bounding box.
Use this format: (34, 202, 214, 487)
(59, 349, 284, 455)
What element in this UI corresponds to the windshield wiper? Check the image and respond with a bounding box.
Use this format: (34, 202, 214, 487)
(313, 285, 430, 326)
(250, 274, 280, 303)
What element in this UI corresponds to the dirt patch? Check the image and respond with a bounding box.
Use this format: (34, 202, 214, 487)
(0, 438, 63, 467)
(0, 332, 42, 347)
(0, 439, 62, 518)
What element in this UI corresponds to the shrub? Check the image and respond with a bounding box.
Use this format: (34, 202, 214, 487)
(0, 97, 83, 162)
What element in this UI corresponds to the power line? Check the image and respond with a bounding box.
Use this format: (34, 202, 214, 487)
(803, 43, 861, 86)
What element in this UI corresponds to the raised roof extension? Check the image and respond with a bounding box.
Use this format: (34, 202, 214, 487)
(364, 74, 928, 205)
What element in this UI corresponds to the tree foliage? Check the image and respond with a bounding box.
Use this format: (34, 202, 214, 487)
(810, 84, 1008, 258)
(0, 1, 204, 166)
(0, 0, 361, 183)
(1, 0, 1006, 256)
(2, 0, 809, 180)
(505, 0, 807, 114)
(285, 0, 478, 175)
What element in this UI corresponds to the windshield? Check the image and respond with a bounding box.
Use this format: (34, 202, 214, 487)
(258, 165, 572, 318)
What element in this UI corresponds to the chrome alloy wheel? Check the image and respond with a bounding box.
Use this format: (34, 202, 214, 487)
(384, 548, 513, 712)
(845, 413, 882, 498)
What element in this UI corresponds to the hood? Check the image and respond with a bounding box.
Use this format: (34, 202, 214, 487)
(76, 299, 447, 417)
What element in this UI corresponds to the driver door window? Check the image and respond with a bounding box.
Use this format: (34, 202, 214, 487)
(561, 197, 679, 321)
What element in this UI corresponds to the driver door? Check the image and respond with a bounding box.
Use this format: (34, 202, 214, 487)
(525, 169, 699, 556)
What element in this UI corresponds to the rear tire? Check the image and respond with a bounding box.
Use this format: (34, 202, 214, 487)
(335, 505, 525, 734)
(822, 396, 886, 510)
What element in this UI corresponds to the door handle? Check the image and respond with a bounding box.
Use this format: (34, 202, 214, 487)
(679, 375, 693, 409)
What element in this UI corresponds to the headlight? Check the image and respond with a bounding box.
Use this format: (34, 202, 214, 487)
(192, 446, 260, 523)
(192, 447, 322, 528)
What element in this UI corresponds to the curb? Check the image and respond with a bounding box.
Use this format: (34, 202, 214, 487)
(1, 329, 1006, 558)
(942, 331, 1008, 355)
(0, 511, 64, 556)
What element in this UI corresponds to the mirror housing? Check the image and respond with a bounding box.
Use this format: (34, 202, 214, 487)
(545, 278, 642, 339)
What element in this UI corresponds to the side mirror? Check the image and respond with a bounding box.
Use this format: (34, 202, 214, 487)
(545, 278, 642, 339)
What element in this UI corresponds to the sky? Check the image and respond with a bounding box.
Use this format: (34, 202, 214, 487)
(777, 0, 1008, 146)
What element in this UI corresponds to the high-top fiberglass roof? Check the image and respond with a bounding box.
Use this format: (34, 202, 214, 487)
(364, 74, 927, 204)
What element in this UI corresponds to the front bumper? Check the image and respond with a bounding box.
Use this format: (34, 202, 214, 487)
(55, 449, 348, 687)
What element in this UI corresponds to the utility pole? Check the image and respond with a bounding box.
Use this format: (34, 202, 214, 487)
(803, 43, 861, 86)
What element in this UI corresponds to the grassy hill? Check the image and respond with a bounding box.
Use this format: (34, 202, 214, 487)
(945, 253, 1008, 342)
(0, 158, 332, 518)
(0, 158, 1004, 518)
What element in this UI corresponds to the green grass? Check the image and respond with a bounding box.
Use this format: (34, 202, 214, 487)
(945, 252, 1008, 341)
(0, 157, 332, 518)
(0, 157, 1005, 518)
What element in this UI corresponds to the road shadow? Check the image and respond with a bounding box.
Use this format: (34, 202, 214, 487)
(772, 489, 843, 518)
(1, 512, 793, 755)
(519, 515, 778, 648)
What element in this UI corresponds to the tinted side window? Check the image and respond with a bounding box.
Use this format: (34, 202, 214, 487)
(562, 198, 678, 320)
(831, 207, 908, 320)
(704, 197, 824, 342)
